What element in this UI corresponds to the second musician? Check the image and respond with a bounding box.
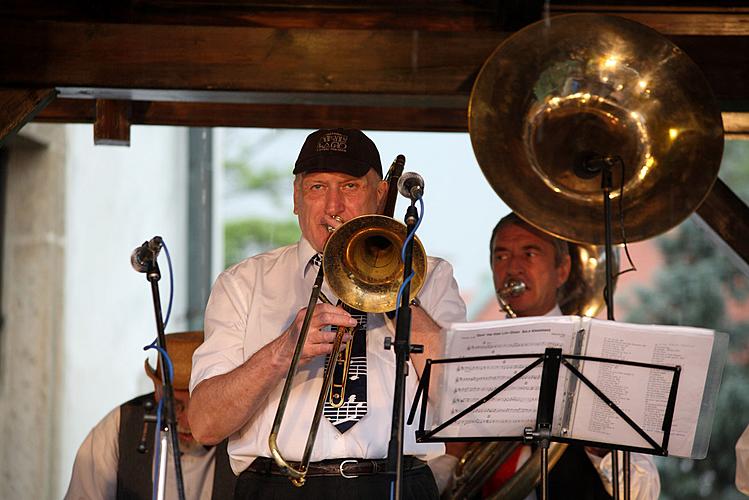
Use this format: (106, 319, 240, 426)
(448, 213, 660, 499)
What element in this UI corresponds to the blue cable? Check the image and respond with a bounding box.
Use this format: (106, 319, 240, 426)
(395, 197, 425, 321)
(161, 240, 175, 329)
(144, 344, 175, 388)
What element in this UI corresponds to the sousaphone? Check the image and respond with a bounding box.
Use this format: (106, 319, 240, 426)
(453, 12, 724, 500)
(470, 14, 723, 245)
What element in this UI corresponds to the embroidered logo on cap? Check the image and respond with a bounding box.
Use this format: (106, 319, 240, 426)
(316, 132, 348, 153)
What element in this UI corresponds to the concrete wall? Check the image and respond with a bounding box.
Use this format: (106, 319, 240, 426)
(0, 123, 192, 499)
(0, 124, 66, 500)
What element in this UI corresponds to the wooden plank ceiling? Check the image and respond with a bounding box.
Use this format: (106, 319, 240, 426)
(0, 1, 748, 264)
(0, 1, 748, 131)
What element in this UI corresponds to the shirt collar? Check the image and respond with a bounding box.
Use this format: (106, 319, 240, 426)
(297, 236, 321, 279)
(545, 304, 563, 316)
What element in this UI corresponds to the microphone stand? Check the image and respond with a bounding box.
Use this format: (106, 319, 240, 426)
(574, 154, 628, 500)
(144, 259, 186, 500)
(386, 200, 423, 500)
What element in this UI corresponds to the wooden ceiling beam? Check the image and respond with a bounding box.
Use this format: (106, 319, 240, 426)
(94, 99, 132, 146)
(34, 98, 469, 132)
(697, 178, 749, 270)
(35, 98, 749, 138)
(0, 88, 56, 148)
(550, 5, 749, 36)
(0, 20, 502, 95)
(1, 20, 747, 108)
(2, 2, 748, 35)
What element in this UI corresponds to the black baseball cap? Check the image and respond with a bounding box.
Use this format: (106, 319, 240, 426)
(293, 128, 383, 178)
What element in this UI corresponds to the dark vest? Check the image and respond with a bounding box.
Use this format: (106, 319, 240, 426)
(545, 444, 612, 499)
(116, 393, 236, 499)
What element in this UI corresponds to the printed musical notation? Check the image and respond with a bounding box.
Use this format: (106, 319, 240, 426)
(434, 316, 583, 438)
(431, 316, 720, 458)
(323, 394, 368, 425)
(350, 313, 367, 329)
(347, 356, 367, 380)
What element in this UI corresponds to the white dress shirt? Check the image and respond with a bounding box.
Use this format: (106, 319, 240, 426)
(190, 237, 467, 475)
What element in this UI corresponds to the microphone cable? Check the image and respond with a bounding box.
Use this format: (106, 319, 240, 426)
(395, 197, 425, 327)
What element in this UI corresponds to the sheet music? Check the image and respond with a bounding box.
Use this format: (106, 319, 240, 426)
(569, 320, 715, 457)
(435, 316, 581, 439)
(419, 316, 722, 459)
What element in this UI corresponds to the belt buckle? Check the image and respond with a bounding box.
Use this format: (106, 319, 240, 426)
(339, 459, 358, 479)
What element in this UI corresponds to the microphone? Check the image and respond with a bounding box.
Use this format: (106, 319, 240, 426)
(573, 150, 617, 179)
(131, 236, 163, 273)
(397, 171, 425, 200)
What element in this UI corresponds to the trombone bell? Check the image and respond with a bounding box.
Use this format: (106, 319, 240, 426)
(324, 215, 427, 313)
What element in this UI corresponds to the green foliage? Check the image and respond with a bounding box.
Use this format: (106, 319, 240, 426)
(224, 218, 300, 266)
(625, 220, 749, 498)
(224, 148, 290, 206)
(656, 359, 749, 500)
(625, 222, 748, 331)
(222, 131, 299, 267)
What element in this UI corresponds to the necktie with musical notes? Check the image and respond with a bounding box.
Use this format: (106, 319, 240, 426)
(311, 254, 368, 432)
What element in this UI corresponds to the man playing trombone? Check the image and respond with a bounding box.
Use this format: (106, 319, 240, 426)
(188, 128, 467, 499)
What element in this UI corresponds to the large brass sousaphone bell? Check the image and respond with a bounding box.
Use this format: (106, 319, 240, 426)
(452, 12, 724, 500)
(470, 13, 724, 245)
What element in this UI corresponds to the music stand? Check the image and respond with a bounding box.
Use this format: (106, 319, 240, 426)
(408, 348, 682, 500)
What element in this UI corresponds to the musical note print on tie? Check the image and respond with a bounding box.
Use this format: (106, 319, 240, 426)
(323, 394, 368, 427)
(323, 305, 368, 433)
(347, 356, 367, 380)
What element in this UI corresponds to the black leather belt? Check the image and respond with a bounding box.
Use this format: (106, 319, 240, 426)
(246, 456, 426, 479)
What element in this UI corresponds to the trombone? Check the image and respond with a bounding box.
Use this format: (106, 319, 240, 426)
(268, 213, 427, 487)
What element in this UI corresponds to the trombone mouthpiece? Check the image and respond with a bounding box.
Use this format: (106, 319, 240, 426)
(498, 279, 526, 298)
(326, 215, 344, 233)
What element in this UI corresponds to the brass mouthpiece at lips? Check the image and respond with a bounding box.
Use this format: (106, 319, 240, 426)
(498, 278, 526, 299)
(326, 215, 344, 233)
(496, 279, 526, 319)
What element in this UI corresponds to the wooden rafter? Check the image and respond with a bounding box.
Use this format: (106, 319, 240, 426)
(1, 1, 748, 266)
(0, 88, 56, 147)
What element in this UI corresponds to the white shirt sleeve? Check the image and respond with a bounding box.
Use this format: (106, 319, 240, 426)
(419, 258, 468, 326)
(587, 450, 661, 499)
(64, 407, 120, 500)
(190, 270, 251, 393)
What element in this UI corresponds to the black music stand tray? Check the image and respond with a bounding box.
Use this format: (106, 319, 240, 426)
(408, 348, 681, 500)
